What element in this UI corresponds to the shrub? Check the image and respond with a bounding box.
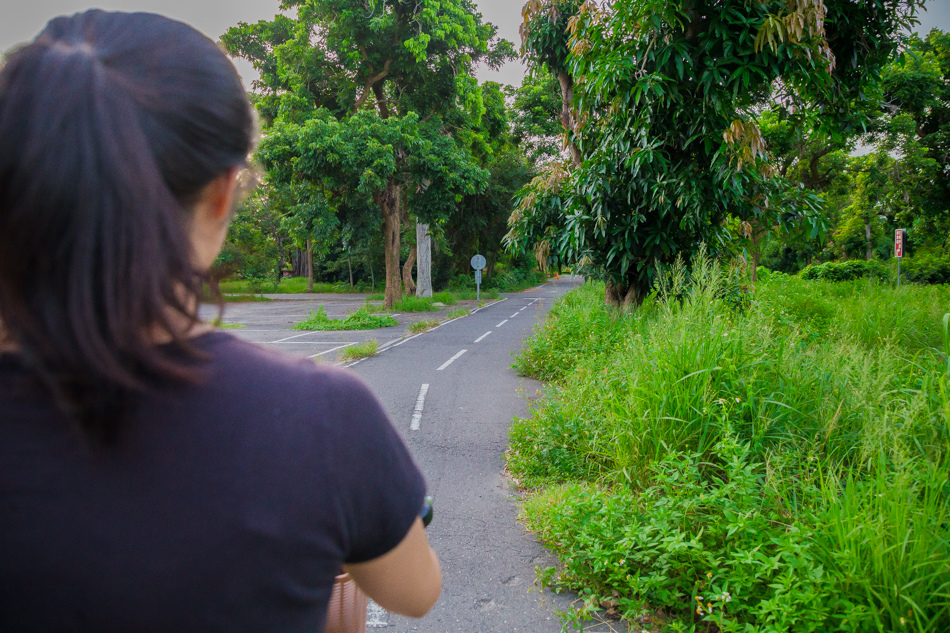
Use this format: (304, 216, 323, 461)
(800, 259, 889, 282)
(899, 251, 950, 285)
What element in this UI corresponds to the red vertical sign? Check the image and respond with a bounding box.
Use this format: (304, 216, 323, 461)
(895, 229, 904, 258)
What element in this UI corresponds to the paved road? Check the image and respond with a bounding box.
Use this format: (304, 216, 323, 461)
(206, 277, 624, 632)
(347, 279, 581, 632)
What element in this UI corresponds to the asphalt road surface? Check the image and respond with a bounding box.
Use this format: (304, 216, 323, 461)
(204, 277, 625, 632)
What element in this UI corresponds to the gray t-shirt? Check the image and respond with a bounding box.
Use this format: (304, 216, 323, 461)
(0, 331, 426, 632)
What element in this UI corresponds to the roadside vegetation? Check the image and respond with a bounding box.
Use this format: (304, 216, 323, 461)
(365, 289, 505, 313)
(212, 321, 245, 329)
(407, 319, 441, 334)
(509, 259, 950, 631)
(292, 307, 397, 331)
(405, 307, 472, 334)
(339, 340, 378, 362)
(219, 277, 372, 295)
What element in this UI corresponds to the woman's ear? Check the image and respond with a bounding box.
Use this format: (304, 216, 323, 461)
(205, 167, 241, 221)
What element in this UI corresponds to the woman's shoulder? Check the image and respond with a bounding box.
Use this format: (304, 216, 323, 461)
(176, 330, 373, 414)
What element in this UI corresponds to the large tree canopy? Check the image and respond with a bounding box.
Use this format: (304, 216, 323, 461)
(224, 0, 512, 306)
(510, 0, 922, 306)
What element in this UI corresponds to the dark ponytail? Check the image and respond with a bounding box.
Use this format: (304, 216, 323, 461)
(0, 11, 255, 442)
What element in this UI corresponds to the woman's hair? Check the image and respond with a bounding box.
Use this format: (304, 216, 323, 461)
(0, 11, 255, 442)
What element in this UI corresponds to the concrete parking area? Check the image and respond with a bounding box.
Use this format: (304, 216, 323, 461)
(197, 293, 491, 363)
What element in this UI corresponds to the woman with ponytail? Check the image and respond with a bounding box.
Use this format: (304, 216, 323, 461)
(0, 11, 440, 632)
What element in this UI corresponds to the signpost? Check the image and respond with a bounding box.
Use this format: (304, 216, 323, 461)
(471, 254, 486, 301)
(895, 229, 906, 286)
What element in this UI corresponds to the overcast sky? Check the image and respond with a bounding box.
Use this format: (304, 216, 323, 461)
(1, 1, 948, 89)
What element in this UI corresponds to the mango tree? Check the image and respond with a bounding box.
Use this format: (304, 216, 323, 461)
(511, 0, 922, 307)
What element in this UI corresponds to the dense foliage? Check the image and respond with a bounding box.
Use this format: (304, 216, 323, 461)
(223, 0, 530, 306)
(509, 268, 950, 631)
(509, 0, 928, 306)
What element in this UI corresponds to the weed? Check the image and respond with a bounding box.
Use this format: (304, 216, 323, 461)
(293, 307, 397, 331)
(408, 319, 440, 334)
(339, 339, 377, 361)
(213, 321, 245, 329)
(446, 308, 469, 319)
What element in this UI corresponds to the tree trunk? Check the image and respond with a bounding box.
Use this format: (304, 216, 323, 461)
(865, 219, 873, 260)
(368, 255, 375, 292)
(416, 223, 433, 298)
(403, 245, 417, 294)
(605, 279, 642, 310)
(376, 181, 402, 308)
(276, 236, 286, 284)
(291, 248, 307, 278)
(750, 225, 760, 283)
(556, 70, 582, 168)
(348, 254, 354, 289)
(306, 237, 314, 293)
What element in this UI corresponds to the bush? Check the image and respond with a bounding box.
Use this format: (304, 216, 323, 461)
(899, 251, 950, 285)
(509, 259, 950, 630)
(799, 259, 889, 282)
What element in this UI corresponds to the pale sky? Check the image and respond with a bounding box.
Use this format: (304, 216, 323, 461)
(1, 1, 948, 89)
(0, 0, 528, 86)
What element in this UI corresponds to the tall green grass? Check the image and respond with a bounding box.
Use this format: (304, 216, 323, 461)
(509, 258, 950, 631)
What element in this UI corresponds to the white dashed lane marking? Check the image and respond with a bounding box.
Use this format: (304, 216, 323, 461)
(474, 331, 492, 343)
(436, 349, 467, 371)
(496, 320, 508, 328)
(307, 343, 355, 359)
(410, 384, 430, 431)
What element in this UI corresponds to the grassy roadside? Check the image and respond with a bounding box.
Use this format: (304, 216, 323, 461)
(509, 260, 950, 632)
(219, 277, 371, 294)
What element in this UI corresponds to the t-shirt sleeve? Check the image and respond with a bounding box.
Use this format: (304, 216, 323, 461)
(324, 369, 426, 564)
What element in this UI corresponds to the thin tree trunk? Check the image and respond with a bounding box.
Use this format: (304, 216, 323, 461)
(306, 237, 314, 293)
(276, 236, 285, 284)
(556, 70, 582, 168)
(403, 245, 417, 294)
(865, 220, 873, 260)
(750, 226, 760, 283)
(368, 256, 375, 292)
(348, 254, 354, 289)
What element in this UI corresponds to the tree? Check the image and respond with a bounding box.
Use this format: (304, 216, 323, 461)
(213, 186, 284, 291)
(881, 29, 950, 246)
(510, 0, 922, 307)
(224, 0, 511, 307)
